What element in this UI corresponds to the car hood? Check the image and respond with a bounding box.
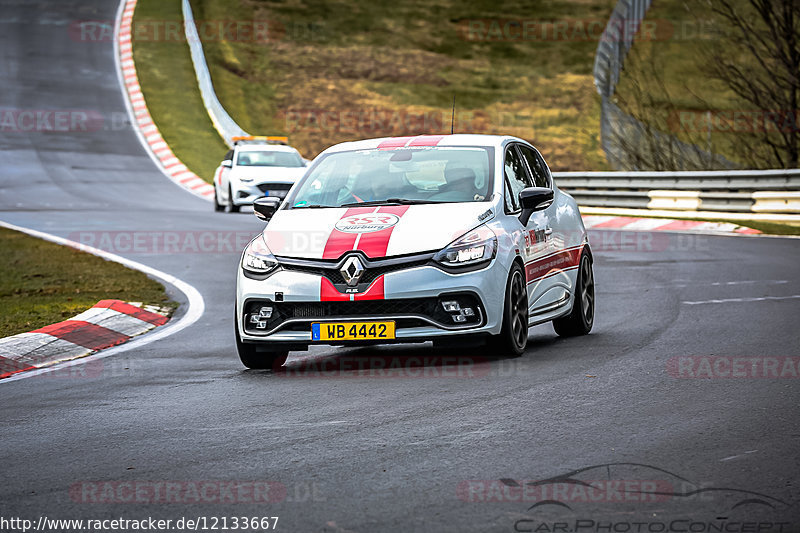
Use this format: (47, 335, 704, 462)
(232, 166, 306, 183)
(262, 203, 495, 260)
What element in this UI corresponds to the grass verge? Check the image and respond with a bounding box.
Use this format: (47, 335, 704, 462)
(193, 0, 615, 170)
(0, 227, 172, 338)
(135, 0, 616, 173)
(132, 0, 229, 182)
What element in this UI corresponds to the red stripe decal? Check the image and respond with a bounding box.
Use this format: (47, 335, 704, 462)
(320, 277, 350, 302)
(32, 321, 131, 351)
(354, 275, 385, 301)
(525, 246, 583, 284)
(322, 207, 374, 260)
(377, 137, 414, 150)
(406, 135, 445, 147)
(355, 205, 409, 258)
(93, 300, 168, 326)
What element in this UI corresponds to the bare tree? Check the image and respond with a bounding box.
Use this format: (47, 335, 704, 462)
(705, 0, 800, 168)
(609, 44, 734, 170)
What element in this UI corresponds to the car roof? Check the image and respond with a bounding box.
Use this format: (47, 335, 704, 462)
(320, 134, 527, 154)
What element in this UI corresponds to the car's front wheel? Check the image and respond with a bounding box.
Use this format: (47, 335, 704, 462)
(235, 315, 288, 370)
(553, 251, 594, 337)
(488, 262, 528, 356)
(213, 188, 225, 212)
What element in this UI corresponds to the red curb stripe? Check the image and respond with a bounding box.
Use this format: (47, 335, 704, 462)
(735, 227, 762, 234)
(591, 217, 642, 229)
(0, 356, 37, 379)
(33, 321, 130, 351)
(93, 300, 168, 326)
(651, 220, 705, 231)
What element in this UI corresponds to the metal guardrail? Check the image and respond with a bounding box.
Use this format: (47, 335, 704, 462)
(182, 0, 249, 147)
(553, 170, 800, 213)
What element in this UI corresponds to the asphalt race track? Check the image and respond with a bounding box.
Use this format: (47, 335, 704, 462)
(1, 1, 799, 531)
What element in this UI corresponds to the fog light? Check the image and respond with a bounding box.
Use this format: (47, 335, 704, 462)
(442, 301, 461, 312)
(452, 314, 467, 323)
(258, 306, 273, 318)
(463, 307, 475, 317)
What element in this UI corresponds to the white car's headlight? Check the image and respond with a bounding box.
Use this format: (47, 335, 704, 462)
(239, 174, 254, 183)
(242, 235, 278, 274)
(434, 225, 497, 268)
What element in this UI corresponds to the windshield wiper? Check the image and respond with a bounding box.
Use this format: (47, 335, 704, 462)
(340, 198, 442, 207)
(292, 204, 335, 209)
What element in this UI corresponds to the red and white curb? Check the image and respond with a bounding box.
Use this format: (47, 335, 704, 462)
(115, 0, 214, 201)
(0, 219, 205, 384)
(0, 300, 169, 379)
(582, 215, 761, 235)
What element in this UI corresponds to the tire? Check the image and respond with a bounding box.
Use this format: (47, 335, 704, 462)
(213, 188, 225, 212)
(488, 262, 528, 356)
(228, 185, 240, 213)
(235, 312, 288, 370)
(553, 251, 594, 337)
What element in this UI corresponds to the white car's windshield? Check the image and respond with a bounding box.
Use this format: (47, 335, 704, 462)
(237, 150, 304, 168)
(288, 147, 493, 208)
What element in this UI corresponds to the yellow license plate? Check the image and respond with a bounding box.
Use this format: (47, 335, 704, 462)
(312, 321, 396, 341)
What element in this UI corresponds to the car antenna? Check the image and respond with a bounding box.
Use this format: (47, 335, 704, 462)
(450, 95, 456, 134)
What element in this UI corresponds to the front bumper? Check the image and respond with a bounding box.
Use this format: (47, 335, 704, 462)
(232, 181, 293, 206)
(236, 260, 507, 346)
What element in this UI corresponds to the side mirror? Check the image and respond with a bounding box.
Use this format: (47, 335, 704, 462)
(518, 187, 554, 226)
(221, 159, 233, 168)
(253, 196, 282, 222)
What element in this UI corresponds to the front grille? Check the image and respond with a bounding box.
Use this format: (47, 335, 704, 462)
(243, 293, 484, 336)
(281, 259, 430, 285)
(286, 299, 437, 318)
(257, 183, 292, 194)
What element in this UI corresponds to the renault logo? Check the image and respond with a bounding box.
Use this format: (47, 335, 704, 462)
(341, 256, 365, 287)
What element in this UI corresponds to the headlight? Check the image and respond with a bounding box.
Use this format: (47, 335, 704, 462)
(242, 234, 278, 274)
(239, 175, 254, 183)
(434, 225, 497, 268)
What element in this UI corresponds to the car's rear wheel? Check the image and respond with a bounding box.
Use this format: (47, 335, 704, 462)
(213, 188, 225, 212)
(228, 185, 240, 213)
(235, 312, 288, 370)
(488, 262, 528, 356)
(553, 251, 594, 337)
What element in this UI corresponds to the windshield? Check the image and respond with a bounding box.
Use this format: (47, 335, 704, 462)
(287, 146, 493, 208)
(237, 150, 304, 168)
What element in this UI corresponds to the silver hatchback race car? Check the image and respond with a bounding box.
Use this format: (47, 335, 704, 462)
(235, 134, 594, 369)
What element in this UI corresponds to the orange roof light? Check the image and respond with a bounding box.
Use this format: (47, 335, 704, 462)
(232, 135, 289, 145)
